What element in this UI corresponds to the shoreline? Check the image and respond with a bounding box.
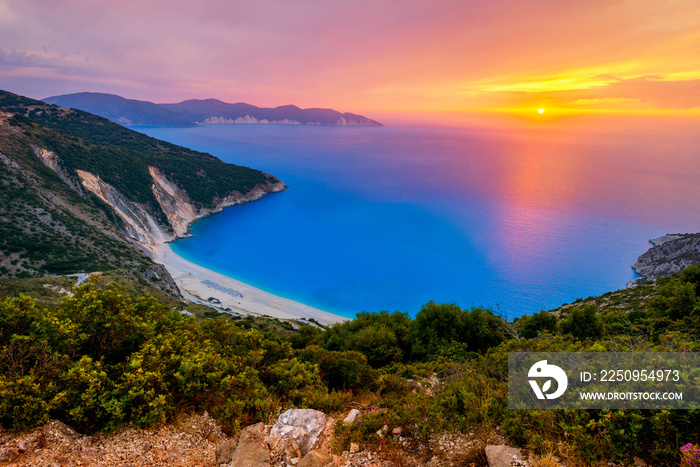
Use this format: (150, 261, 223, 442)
(153, 243, 348, 326)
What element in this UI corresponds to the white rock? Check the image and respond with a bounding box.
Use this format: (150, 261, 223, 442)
(343, 409, 360, 424)
(268, 409, 326, 456)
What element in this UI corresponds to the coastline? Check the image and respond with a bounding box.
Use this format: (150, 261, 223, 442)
(153, 242, 348, 325)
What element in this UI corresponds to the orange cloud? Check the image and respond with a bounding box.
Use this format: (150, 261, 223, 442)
(2, 0, 700, 120)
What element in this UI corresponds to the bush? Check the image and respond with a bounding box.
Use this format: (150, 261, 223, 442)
(516, 310, 558, 339)
(0, 284, 343, 434)
(319, 311, 411, 367)
(296, 345, 379, 392)
(558, 304, 603, 340)
(409, 302, 505, 360)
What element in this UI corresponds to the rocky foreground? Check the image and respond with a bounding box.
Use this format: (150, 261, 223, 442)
(0, 408, 529, 467)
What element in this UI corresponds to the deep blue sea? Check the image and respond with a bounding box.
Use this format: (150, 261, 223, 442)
(136, 120, 700, 319)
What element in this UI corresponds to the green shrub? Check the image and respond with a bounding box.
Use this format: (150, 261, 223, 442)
(558, 304, 604, 339)
(320, 311, 411, 367)
(409, 302, 505, 360)
(516, 310, 558, 339)
(297, 345, 379, 392)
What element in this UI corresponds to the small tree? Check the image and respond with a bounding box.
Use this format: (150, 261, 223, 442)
(559, 304, 603, 339)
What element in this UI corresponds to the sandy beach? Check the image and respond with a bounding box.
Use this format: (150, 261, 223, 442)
(153, 243, 348, 325)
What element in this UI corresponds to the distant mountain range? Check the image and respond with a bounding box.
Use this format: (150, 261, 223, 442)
(43, 92, 384, 127)
(43, 93, 192, 126)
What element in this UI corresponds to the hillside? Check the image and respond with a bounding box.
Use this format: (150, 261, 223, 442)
(41, 92, 384, 127)
(0, 113, 160, 283)
(43, 92, 193, 126)
(0, 89, 285, 284)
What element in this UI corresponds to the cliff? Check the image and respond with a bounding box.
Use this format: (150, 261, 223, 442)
(148, 165, 285, 245)
(628, 233, 700, 286)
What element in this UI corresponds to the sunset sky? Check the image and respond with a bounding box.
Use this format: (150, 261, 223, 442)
(2, 0, 700, 122)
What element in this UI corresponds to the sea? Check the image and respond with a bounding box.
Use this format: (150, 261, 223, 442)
(136, 117, 700, 319)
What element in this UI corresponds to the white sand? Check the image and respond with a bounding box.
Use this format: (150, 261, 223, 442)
(153, 243, 348, 325)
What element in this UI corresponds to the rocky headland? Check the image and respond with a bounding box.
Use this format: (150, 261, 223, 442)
(628, 233, 700, 287)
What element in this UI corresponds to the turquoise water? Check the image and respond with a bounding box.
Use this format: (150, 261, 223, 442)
(136, 121, 700, 319)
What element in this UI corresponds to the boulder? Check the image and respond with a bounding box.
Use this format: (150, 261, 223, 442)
(297, 449, 333, 467)
(228, 423, 269, 467)
(215, 438, 239, 466)
(485, 444, 526, 467)
(268, 409, 327, 456)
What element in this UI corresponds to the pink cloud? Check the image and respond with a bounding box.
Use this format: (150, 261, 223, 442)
(1, 0, 700, 116)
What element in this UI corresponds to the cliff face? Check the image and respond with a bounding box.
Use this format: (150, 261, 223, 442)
(149, 165, 286, 242)
(30, 142, 286, 253)
(628, 233, 700, 287)
(202, 114, 379, 126)
(73, 164, 286, 253)
(33, 145, 83, 193)
(203, 116, 302, 125)
(77, 169, 173, 249)
(149, 166, 198, 238)
(162, 99, 384, 127)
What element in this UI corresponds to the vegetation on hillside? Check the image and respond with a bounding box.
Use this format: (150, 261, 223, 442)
(0, 117, 155, 278)
(0, 88, 283, 288)
(1, 90, 279, 213)
(1, 265, 699, 465)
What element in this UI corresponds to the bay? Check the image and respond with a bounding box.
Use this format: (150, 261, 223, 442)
(136, 119, 700, 319)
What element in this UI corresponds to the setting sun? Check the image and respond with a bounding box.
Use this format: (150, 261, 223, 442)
(538, 109, 545, 114)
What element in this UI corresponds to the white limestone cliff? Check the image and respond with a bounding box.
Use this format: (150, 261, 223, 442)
(76, 169, 173, 250)
(149, 166, 199, 238)
(201, 115, 379, 126)
(203, 115, 302, 124)
(149, 165, 286, 239)
(32, 145, 286, 255)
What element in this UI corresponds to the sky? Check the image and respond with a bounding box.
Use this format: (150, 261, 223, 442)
(1, 0, 700, 122)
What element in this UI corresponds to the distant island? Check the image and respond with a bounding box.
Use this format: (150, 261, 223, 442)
(43, 92, 384, 127)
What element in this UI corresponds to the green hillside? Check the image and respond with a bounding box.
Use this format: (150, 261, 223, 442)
(0, 90, 279, 214)
(0, 115, 154, 278)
